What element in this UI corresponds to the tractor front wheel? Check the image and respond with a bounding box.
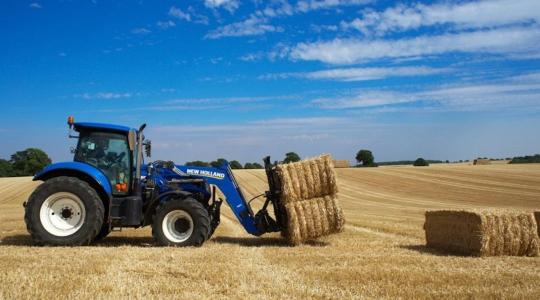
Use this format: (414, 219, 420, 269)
(152, 198, 210, 247)
(24, 176, 104, 246)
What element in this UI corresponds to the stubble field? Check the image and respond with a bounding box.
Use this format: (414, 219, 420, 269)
(1, 164, 540, 299)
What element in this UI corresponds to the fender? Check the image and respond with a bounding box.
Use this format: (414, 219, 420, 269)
(142, 190, 193, 226)
(34, 162, 113, 197)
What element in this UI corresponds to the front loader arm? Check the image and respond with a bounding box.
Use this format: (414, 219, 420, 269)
(174, 164, 261, 235)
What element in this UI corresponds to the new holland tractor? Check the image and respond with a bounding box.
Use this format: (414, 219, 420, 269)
(24, 117, 284, 246)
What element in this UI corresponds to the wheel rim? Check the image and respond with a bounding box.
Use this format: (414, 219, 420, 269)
(162, 210, 194, 243)
(39, 192, 86, 237)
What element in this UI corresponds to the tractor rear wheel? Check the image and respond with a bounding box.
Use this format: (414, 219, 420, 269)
(152, 198, 210, 247)
(24, 176, 105, 246)
(93, 224, 112, 242)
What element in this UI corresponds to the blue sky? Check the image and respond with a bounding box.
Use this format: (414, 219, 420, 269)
(1, 0, 540, 164)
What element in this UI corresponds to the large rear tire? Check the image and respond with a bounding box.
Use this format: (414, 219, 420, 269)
(24, 176, 105, 246)
(93, 224, 112, 242)
(152, 198, 210, 246)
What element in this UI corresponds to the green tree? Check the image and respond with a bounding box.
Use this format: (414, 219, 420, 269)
(356, 149, 375, 166)
(229, 160, 243, 169)
(10, 148, 51, 176)
(0, 159, 13, 177)
(283, 152, 301, 164)
(244, 162, 263, 169)
(210, 158, 227, 168)
(413, 158, 429, 167)
(185, 160, 210, 167)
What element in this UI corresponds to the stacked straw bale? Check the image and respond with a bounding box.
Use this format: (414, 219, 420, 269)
(473, 159, 491, 165)
(424, 210, 540, 256)
(276, 154, 345, 245)
(332, 160, 350, 168)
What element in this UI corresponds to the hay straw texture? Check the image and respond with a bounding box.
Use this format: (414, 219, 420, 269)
(535, 212, 540, 238)
(332, 160, 350, 168)
(424, 210, 540, 257)
(276, 154, 345, 245)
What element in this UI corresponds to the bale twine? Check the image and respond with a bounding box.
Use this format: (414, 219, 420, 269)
(276, 154, 344, 245)
(424, 210, 540, 256)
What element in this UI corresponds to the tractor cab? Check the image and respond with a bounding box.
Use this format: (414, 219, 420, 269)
(71, 122, 136, 195)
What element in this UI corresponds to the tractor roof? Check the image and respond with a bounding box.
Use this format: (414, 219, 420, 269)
(73, 122, 134, 133)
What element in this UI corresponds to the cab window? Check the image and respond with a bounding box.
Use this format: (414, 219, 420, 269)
(75, 131, 131, 195)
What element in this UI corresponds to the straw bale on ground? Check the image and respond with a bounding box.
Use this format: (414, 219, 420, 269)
(424, 210, 540, 256)
(332, 160, 350, 168)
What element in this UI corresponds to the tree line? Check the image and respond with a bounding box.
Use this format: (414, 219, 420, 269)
(355, 149, 433, 167)
(0, 148, 52, 177)
(509, 154, 540, 164)
(185, 152, 302, 169)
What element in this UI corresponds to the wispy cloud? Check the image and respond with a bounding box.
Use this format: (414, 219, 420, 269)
(290, 26, 540, 64)
(260, 66, 449, 81)
(156, 20, 175, 30)
(205, 0, 371, 40)
(311, 73, 540, 112)
(296, 0, 372, 13)
(169, 6, 209, 25)
(204, 0, 240, 14)
(313, 91, 419, 109)
(205, 15, 283, 39)
(74, 92, 133, 100)
(29, 3, 42, 9)
(131, 27, 151, 35)
(169, 6, 191, 21)
(239, 52, 264, 62)
(341, 0, 540, 36)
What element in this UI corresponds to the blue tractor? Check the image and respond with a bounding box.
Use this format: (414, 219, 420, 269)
(24, 117, 284, 246)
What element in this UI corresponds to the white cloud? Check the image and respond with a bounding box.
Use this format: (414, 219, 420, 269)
(261, 66, 448, 81)
(296, 0, 371, 13)
(290, 26, 540, 64)
(260, 0, 294, 17)
(239, 52, 264, 61)
(169, 6, 191, 21)
(311, 74, 540, 112)
(313, 91, 418, 109)
(29, 3, 42, 9)
(205, 15, 283, 39)
(250, 117, 343, 126)
(169, 6, 209, 25)
(157, 20, 176, 30)
(341, 0, 540, 36)
(131, 27, 151, 35)
(75, 92, 133, 100)
(204, 0, 240, 13)
(206, 0, 370, 39)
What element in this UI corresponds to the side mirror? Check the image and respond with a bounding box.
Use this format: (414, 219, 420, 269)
(143, 140, 152, 157)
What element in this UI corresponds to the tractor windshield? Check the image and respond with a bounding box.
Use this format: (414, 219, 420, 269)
(75, 131, 131, 195)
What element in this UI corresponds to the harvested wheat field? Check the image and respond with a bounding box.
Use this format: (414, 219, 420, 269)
(1, 163, 540, 299)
